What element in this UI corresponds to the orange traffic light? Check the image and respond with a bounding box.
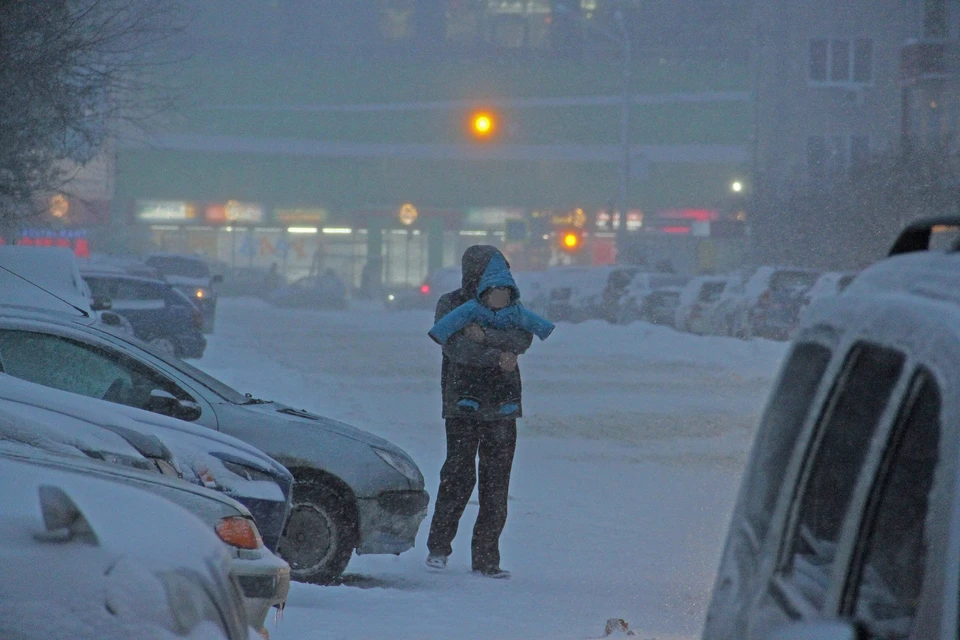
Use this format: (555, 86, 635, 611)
(471, 112, 495, 138)
(560, 231, 581, 252)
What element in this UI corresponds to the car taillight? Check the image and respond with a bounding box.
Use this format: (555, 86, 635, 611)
(420, 284, 430, 295)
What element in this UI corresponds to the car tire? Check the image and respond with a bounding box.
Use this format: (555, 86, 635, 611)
(148, 336, 178, 356)
(278, 480, 355, 585)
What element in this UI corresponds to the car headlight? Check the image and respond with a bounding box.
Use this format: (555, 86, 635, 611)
(195, 288, 209, 299)
(215, 516, 262, 550)
(372, 446, 422, 484)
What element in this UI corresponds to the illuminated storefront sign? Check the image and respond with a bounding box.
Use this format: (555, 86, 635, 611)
(136, 200, 196, 222)
(3, 229, 91, 257)
(274, 208, 328, 225)
(595, 210, 643, 232)
(398, 203, 419, 226)
(465, 208, 523, 229)
(206, 201, 265, 225)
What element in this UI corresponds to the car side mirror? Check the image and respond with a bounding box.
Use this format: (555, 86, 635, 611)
(91, 296, 113, 311)
(212, 274, 224, 284)
(765, 621, 863, 640)
(146, 389, 202, 421)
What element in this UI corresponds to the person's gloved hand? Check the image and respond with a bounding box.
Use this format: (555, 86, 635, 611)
(499, 352, 518, 372)
(464, 323, 486, 343)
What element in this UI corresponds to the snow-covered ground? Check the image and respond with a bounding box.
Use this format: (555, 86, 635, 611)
(196, 298, 788, 640)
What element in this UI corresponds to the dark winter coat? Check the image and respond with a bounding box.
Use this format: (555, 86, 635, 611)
(437, 246, 534, 421)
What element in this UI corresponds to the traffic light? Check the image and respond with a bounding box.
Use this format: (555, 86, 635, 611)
(559, 229, 582, 252)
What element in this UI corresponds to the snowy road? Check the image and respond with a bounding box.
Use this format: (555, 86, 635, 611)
(196, 299, 787, 640)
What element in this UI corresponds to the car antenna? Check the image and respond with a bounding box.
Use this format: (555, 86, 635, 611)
(0, 264, 90, 318)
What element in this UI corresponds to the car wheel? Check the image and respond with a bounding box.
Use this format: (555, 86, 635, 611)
(148, 337, 177, 356)
(277, 481, 355, 585)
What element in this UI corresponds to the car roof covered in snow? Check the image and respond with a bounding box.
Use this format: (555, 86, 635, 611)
(841, 249, 960, 306)
(0, 246, 92, 316)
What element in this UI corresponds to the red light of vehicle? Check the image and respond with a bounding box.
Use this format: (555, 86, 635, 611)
(420, 284, 431, 295)
(661, 226, 692, 234)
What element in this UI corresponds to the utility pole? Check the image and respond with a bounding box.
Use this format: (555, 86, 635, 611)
(615, 9, 631, 264)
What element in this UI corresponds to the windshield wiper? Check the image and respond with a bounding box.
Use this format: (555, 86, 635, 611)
(242, 394, 268, 405)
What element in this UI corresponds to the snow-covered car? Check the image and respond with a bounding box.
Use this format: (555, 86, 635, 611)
(145, 253, 221, 333)
(675, 275, 740, 335)
(614, 274, 691, 325)
(82, 269, 207, 358)
(0, 244, 135, 336)
(703, 276, 750, 337)
(704, 217, 960, 640)
(0, 401, 289, 634)
(0, 304, 427, 585)
(796, 270, 858, 324)
(539, 266, 624, 323)
(746, 267, 821, 340)
(0, 363, 294, 555)
(0, 455, 251, 640)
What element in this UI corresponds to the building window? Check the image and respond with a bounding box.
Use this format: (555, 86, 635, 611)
(808, 134, 868, 181)
(810, 39, 829, 81)
(809, 38, 873, 85)
(485, 0, 552, 49)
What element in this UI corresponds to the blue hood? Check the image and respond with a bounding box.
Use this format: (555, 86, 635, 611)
(475, 252, 520, 304)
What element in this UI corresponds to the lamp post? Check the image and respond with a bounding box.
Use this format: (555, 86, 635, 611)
(557, 4, 632, 262)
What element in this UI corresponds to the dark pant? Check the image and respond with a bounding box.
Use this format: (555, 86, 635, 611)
(427, 418, 517, 571)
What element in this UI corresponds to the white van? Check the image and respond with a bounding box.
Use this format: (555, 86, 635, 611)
(704, 217, 960, 640)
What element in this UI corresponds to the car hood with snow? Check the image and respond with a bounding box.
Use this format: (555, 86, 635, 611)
(0, 373, 293, 550)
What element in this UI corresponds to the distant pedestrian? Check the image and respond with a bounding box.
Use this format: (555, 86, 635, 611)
(425, 245, 548, 579)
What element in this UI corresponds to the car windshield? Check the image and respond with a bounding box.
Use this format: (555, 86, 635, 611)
(145, 257, 210, 279)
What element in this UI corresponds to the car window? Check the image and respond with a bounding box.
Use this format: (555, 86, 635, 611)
(744, 343, 833, 545)
(847, 372, 940, 640)
(780, 343, 905, 609)
(84, 277, 118, 299)
(0, 329, 193, 410)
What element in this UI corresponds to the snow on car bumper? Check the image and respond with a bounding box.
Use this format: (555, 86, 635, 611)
(233, 548, 290, 633)
(355, 490, 429, 555)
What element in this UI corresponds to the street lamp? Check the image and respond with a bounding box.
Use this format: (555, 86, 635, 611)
(731, 180, 744, 193)
(557, 4, 632, 261)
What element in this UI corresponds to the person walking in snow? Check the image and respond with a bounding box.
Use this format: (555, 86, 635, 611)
(425, 245, 541, 579)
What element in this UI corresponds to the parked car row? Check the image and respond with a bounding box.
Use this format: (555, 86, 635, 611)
(0, 246, 430, 637)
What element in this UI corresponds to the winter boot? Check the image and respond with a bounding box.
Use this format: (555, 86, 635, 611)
(425, 554, 448, 570)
